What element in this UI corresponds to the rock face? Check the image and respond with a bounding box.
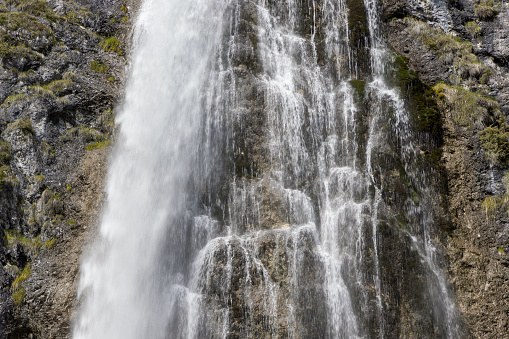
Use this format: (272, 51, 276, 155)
(382, 0, 509, 337)
(0, 0, 136, 337)
(0, 0, 508, 338)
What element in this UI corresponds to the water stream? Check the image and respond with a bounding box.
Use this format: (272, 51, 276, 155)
(74, 0, 463, 338)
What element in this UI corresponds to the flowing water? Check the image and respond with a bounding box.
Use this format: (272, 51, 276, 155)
(74, 0, 463, 338)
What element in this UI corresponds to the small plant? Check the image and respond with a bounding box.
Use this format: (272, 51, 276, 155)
(86, 140, 111, 151)
(0, 141, 12, 164)
(34, 174, 45, 184)
(482, 195, 500, 219)
(102, 37, 122, 55)
(475, 0, 499, 19)
(465, 21, 481, 38)
(43, 238, 56, 249)
(90, 60, 108, 74)
(1, 93, 26, 107)
(62, 71, 77, 80)
(4, 230, 42, 256)
(122, 16, 128, 23)
(6, 116, 34, 135)
(11, 263, 31, 305)
(31, 85, 55, 99)
(479, 121, 509, 163)
(44, 79, 73, 96)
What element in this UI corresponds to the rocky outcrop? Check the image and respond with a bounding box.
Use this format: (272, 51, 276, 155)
(0, 0, 508, 338)
(382, 0, 509, 337)
(0, 0, 136, 337)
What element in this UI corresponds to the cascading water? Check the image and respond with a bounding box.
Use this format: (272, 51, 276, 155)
(74, 0, 464, 338)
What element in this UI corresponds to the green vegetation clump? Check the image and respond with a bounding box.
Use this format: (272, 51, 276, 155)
(31, 85, 55, 99)
(43, 238, 56, 249)
(393, 56, 441, 146)
(90, 60, 108, 73)
(350, 79, 366, 99)
(6, 116, 34, 135)
(4, 230, 42, 256)
(0, 141, 12, 164)
(1, 93, 27, 107)
(102, 37, 122, 55)
(86, 140, 111, 151)
(404, 18, 485, 80)
(482, 195, 500, 219)
(433, 83, 498, 128)
(475, 0, 499, 19)
(62, 71, 77, 81)
(44, 79, 73, 96)
(11, 262, 31, 305)
(0, 10, 54, 67)
(61, 126, 107, 143)
(479, 122, 509, 163)
(465, 21, 481, 38)
(0, 164, 18, 188)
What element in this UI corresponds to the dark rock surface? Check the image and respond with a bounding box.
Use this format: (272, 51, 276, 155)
(382, 0, 509, 337)
(0, 0, 136, 337)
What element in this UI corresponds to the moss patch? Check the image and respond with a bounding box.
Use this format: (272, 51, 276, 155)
(11, 262, 30, 305)
(404, 18, 485, 81)
(4, 230, 42, 256)
(433, 83, 498, 129)
(86, 140, 111, 151)
(90, 60, 108, 73)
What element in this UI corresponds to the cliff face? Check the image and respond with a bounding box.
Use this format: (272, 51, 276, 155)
(0, 0, 134, 337)
(381, 0, 509, 336)
(0, 0, 508, 338)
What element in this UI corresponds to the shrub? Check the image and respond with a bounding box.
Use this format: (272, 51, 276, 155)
(90, 60, 108, 73)
(479, 122, 509, 163)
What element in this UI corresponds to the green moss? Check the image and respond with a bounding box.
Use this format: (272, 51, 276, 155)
(107, 76, 114, 82)
(121, 16, 128, 23)
(11, 262, 30, 305)
(350, 79, 366, 100)
(0, 165, 18, 189)
(393, 55, 441, 143)
(86, 140, 111, 151)
(40, 141, 54, 157)
(90, 60, 108, 74)
(479, 121, 509, 163)
(102, 37, 122, 55)
(4, 230, 42, 255)
(120, 5, 128, 13)
(434, 83, 497, 128)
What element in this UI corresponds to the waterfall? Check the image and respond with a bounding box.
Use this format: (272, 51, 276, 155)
(74, 0, 463, 338)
